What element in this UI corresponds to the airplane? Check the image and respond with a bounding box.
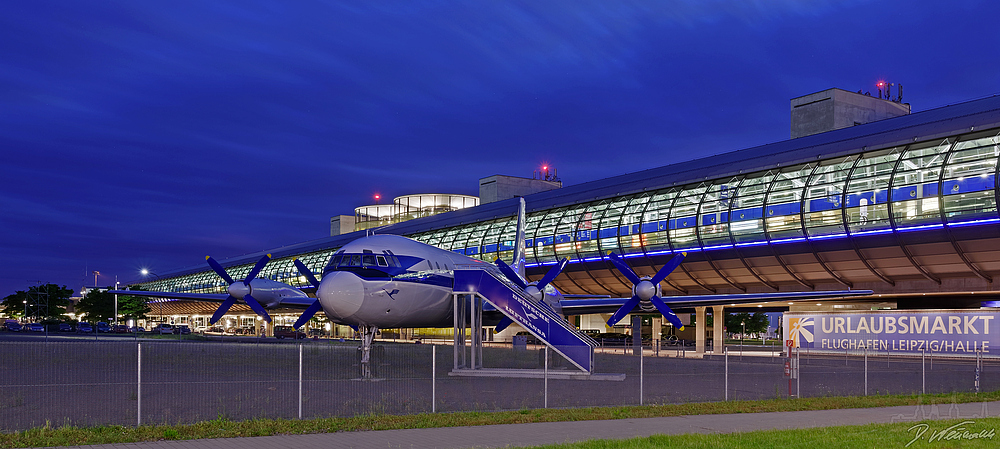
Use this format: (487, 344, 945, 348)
(113, 198, 873, 377)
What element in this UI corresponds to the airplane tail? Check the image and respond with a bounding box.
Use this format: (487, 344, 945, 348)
(512, 197, 527, 280)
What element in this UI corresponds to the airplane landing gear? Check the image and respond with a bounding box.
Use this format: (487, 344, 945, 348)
(357, 325, 379, 379)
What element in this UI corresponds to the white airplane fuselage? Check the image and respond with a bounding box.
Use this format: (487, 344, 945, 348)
(316, 234, 501, 328)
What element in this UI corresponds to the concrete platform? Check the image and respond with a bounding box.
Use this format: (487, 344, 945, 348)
(449, 368, 626, 381)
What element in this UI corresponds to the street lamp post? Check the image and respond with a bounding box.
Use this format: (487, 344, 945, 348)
(140, 269, 161, 325)
(114, 277, 119, 327)
(741, 321, 745, 358)
(23, 300, 27, 321)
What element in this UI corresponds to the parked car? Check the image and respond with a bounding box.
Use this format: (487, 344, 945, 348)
(77, 322, 94, 333)
(514, 331, 539, 345)
(273, 325, 305, 339)
(205, 326, 225, 334)
(593, 332, 631, 346)
(308, 328, 326, 337)
(96, 322, 112, 333)
(26, 323, 45, 332)
(129, 326, 146, 333)
(58, 323, 74, 332)
(154, 323, 173, 334)
(195, 325, 208, 334)
(113, 324, 130, 333)
(176, 325, 191, 335)
(3, 320, 22, 332)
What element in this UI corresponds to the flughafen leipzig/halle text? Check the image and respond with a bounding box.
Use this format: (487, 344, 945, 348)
(131, 87, 1000, 354)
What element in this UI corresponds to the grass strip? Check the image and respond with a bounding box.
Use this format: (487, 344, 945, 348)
(524, 417, 1000, 448)
(2, 391, 999, 448)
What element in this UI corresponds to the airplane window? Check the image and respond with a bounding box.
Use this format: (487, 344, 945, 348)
(376, 255, 388, 267)
(435, 262, 441, 270)
(362, 255, 376, 266)
(349, 255, 361, 266)
(331, 255, 343, 267)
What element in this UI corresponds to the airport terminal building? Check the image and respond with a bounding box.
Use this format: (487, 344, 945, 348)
(137, 89, 1000, 336)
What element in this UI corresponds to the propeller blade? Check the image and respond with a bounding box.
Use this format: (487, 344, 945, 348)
(536, 258, 569, 290)
(607, 252, 641, 284)
(243, 295, 272, 322)
(606, 295, 642, 327)
(206, 256, 235, 285)
(293, 259, 321, 288)
(210, 296, 238, 325)
(294, 300, 323, 329)
(649, 295, 685, 330)
(494, 259, 527, 289)
(494, 317, 513, 333)
(244, 254, 272, 285)
(650, 253, 686, 285)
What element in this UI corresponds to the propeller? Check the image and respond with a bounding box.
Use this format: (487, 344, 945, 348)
(292, 259, 323, 329)
(605, 252, 687, 330)
(207, 254, 273, 324)
(493, 258, 569, 332)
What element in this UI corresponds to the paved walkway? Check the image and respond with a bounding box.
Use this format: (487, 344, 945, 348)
(38, 401, 1000, 449)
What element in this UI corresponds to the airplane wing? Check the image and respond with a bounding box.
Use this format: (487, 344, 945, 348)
(558, 289, 875, 315)
(108, 290, 316, 309)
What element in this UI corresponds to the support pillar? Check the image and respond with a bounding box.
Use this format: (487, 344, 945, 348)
(652, 316, 662, 354)
(695, 307, 706, 354)
(712, 305, 725, 354)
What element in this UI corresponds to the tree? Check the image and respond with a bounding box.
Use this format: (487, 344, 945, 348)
(117, 287, 151, 322)
(74, 287, 152, 323)
(725, 312, 769, 337)
(1, 284, 72, 321)
(74, 289, 116, 323)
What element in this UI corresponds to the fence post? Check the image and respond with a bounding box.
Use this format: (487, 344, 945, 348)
(298, 344, 303, 419)
(796, 347, 800, 399)
(137, 343, 142, 427)
(976, 349, 981, 394)
(725, 345, 729, 401)
(922, 348, 926, 395)
(864, 345, 868, 396)
(544, 346, 548, 408)
(432, 345, 436, 413)
(639, 344, 644, 406)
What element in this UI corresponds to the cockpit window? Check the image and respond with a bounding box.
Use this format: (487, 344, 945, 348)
(349, 255, 361, 266)
(362, 255, 376, 266)
(376, 255, 388, 267)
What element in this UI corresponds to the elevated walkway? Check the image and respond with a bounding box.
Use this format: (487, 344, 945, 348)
(452, 269, 598, 375)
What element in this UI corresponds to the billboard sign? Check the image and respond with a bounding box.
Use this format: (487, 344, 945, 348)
(783, 310, 1000, 356)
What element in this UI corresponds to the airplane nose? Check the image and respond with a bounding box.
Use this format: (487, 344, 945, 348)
(317, 271, 365, 320)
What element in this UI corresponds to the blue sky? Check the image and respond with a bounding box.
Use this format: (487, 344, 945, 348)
(2, 1, 998, 295)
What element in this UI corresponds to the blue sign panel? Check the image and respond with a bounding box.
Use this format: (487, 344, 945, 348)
(454, 269, 594, 372)
(783, 311, 1000, 356)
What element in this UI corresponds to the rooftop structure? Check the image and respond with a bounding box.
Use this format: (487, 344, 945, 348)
(791, 87, 910, 139)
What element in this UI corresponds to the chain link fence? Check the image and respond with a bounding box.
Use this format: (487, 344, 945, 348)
(1, 340, 996, 432)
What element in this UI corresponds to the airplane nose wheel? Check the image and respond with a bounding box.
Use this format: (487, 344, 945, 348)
(356, 325, 381, 379)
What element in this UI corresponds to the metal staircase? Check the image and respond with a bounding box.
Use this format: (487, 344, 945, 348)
(453, 268, 597, 373)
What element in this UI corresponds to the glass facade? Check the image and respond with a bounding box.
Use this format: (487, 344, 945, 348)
(410, 129, 1000, 264)
(143, 128, 1000, 295)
